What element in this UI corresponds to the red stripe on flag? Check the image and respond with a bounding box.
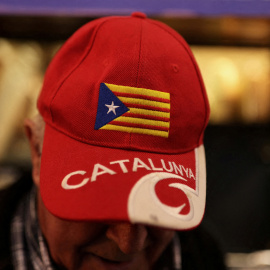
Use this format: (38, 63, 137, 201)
(114, 92, 170, 104)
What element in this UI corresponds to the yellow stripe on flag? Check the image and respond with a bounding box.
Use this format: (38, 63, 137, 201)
(118, 97, 170, 110)
(114, 116, 170, 128)
(126, 108, 170, 119)
(100, 125, 169, 138)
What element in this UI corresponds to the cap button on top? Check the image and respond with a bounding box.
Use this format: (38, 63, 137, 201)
(131, 12, 147, 19)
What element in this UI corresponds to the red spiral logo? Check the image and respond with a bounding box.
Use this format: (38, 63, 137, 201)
(154, 178, 190, 215)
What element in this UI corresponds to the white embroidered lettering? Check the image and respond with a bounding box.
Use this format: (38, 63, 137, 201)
(172, 162, 183, 176)
(189, 169, 196, 180)
(182, 166, 189, 178)
(91, 164, 116, 182)
(62, 171, 89, 190)
(161, 160, 173, 172)
(110, 159, 130, 173)
(148, 159, 163, 171)
(133, 158, 151, 172)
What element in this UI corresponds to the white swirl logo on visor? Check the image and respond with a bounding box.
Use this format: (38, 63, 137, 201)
(128, 172, 197, 228)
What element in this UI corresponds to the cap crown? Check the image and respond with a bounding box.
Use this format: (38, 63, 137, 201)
(38, 15, 209, 154)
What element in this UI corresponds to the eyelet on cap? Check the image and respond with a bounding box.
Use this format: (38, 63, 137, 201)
(131, 12, 147, 19)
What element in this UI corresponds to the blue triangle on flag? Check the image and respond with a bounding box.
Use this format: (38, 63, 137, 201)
(94, 83, 129, 130)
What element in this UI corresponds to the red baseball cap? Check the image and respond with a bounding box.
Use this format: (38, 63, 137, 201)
(37, 12, 209, 230)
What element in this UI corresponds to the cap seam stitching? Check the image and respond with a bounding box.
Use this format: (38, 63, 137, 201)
(148, 20, 209, 145)
(49, 17, 114, 122)
(135, 19, 143, 88)
(130, 18, 143, 146)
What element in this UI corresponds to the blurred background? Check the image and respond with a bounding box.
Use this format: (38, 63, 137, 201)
(0, 1, 270, 269)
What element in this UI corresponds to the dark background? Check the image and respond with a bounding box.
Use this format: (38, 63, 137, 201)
(204, 124, 270, 253)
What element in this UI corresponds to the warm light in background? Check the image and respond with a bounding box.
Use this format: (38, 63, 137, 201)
(192, 46, 270, 124)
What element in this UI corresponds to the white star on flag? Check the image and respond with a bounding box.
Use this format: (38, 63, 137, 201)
(105, 101, 120, 115)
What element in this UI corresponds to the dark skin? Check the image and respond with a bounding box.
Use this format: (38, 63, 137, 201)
(25, 118, 175, 270)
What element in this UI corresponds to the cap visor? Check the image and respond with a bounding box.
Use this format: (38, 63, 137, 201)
(40, 124, 206, 230)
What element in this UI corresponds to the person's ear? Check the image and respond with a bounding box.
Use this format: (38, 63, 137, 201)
(24, 118, 41, 188)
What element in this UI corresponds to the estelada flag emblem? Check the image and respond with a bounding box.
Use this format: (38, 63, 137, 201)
(95, 83, 170, 138)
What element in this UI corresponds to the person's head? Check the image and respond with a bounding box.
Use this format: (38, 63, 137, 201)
(25, 114, 176, 270)
(25, 12, 209, 270)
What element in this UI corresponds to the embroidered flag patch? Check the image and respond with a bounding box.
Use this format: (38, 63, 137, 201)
(95, 83, 170, 138)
